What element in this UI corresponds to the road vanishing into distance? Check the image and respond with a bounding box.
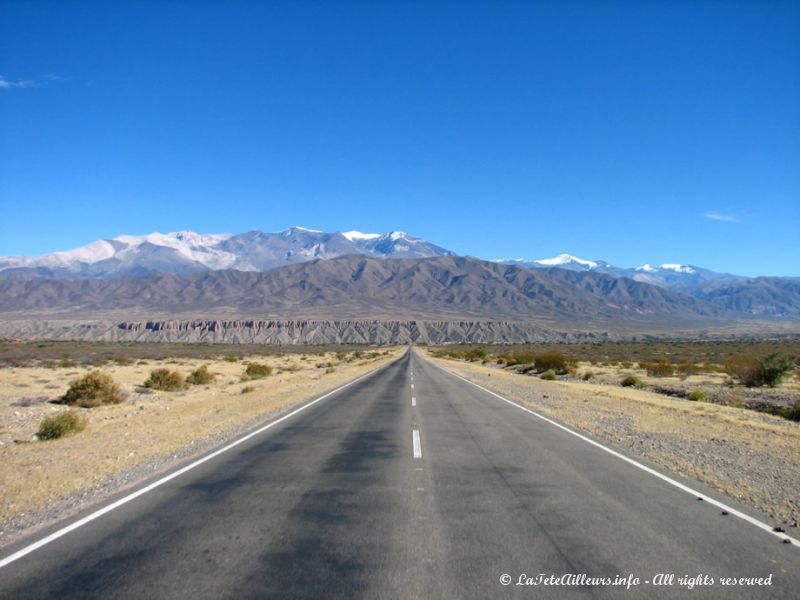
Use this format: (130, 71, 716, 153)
(1, 349, 798, 599)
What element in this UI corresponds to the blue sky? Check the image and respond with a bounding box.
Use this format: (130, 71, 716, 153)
(1, 0, 798, 276)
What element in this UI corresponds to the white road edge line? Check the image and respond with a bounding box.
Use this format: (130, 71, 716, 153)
(0, 359, 399, 569)
(412, 396, 417, 407)
(439, 365, 799, 548)
(412, 429, 422, 459)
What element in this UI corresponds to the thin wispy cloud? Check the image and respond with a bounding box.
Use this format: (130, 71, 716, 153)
(0, 75, 37, 89)
(703, 211, 739, 223)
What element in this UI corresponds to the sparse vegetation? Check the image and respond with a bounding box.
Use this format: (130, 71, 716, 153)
(325, 366, 336, 374)
(63, 370, 124, 407)
(781, 402, 800, 422)
(540, 369, 556, 380)
(144, 369, 187, 391)
(642, 358, 675, 377)
(464, 347, 487, 361)
(534, 351, 572, 374)
(621, 375, 644, 388)
(725, 354, 794, 387)
(186, 365, 215, 385)
(242, 362, 272, 380)
(240, 385, 255, 394)
(686, 389, 706, 402)
(37, 411, 86, 440)
(581, 371, 594, 381)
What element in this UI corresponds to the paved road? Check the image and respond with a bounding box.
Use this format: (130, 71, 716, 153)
(1, 349, 798, 599)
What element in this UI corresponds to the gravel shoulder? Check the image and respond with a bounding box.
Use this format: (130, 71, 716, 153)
(428, 354, 800, 528)
(0, 349, 401, 549)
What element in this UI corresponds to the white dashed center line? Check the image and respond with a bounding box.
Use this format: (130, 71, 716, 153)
(412, 396, 416, 407)
(412, 429, 422, 459)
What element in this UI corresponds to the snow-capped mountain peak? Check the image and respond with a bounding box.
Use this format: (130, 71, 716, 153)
(535, 254, 599, 269)
(341, 230, 381, 241)
(660, 263, 696, 274)
(635, 263, 696, 274)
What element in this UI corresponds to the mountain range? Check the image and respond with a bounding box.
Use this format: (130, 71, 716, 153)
(0, 228, 451, 280)
(0, 228, 798, 327)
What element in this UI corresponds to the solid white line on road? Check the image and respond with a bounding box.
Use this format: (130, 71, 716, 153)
(413, 429, 422, 459)
(412, 396, 416, 407)
(0, 360, 399, 570)
(441, 367, 800, 549)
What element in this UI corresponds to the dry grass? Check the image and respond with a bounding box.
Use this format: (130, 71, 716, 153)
(0, 348, 400, 522)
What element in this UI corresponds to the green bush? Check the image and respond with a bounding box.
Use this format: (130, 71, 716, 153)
(781, 402, 800, 422)
(643, 359, 675, 377)
(621, 375, 644, 388)
(63, 370, 124, 407)
(186, 365, 215, 385)
(37, 411, 86, 440)
(464, 347, 487, 361)
(243, 362, 272, 380)
(144, 369, 187, 391)
(758, 354, 794, 387)
(724, 356, 762, 386)
(686, 389, 706, 402)
(540, 369, 556, 381)
(725, 354, 794, 387)
(534, 351, 570, 374)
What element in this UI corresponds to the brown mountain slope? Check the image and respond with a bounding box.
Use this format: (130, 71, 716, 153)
(0, 255, 720, 321)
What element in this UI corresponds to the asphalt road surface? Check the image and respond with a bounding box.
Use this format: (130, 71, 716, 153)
(1, 349, 798, 599)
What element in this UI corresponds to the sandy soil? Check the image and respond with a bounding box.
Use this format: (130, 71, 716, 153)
(428, 354, 800, 527)
(0, 349, 400, 532)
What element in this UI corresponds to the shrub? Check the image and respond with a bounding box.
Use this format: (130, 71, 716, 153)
(581, 371, 594, 381)
(725, 354, 794, 387)
(686, 389, 706, 402)
(37, 411, 86, 440)
(222, 355, 240, 362)
(325, 366, 335, 374)
(57, 358, 75, 368)
(111, 356, 134, 366)
(724, 355, 761, 386)
(643, 359, 675, 377)
(186, 365, 215, 385)
(144, 369, 187, 391)
(676, 362, 700, 377)
(464, 347, 487, 362)
(63, 370, 124, 407)
(758, 354, 794, 387)
(243, 362, 272, 380)
(534, 351, 570, 374)
(540, 369, 556, 381)
(510, 350, 537, 367)
(241, 385, 255, 394)
(781, 402, 800, 422)
(621, 375, 644, 388)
